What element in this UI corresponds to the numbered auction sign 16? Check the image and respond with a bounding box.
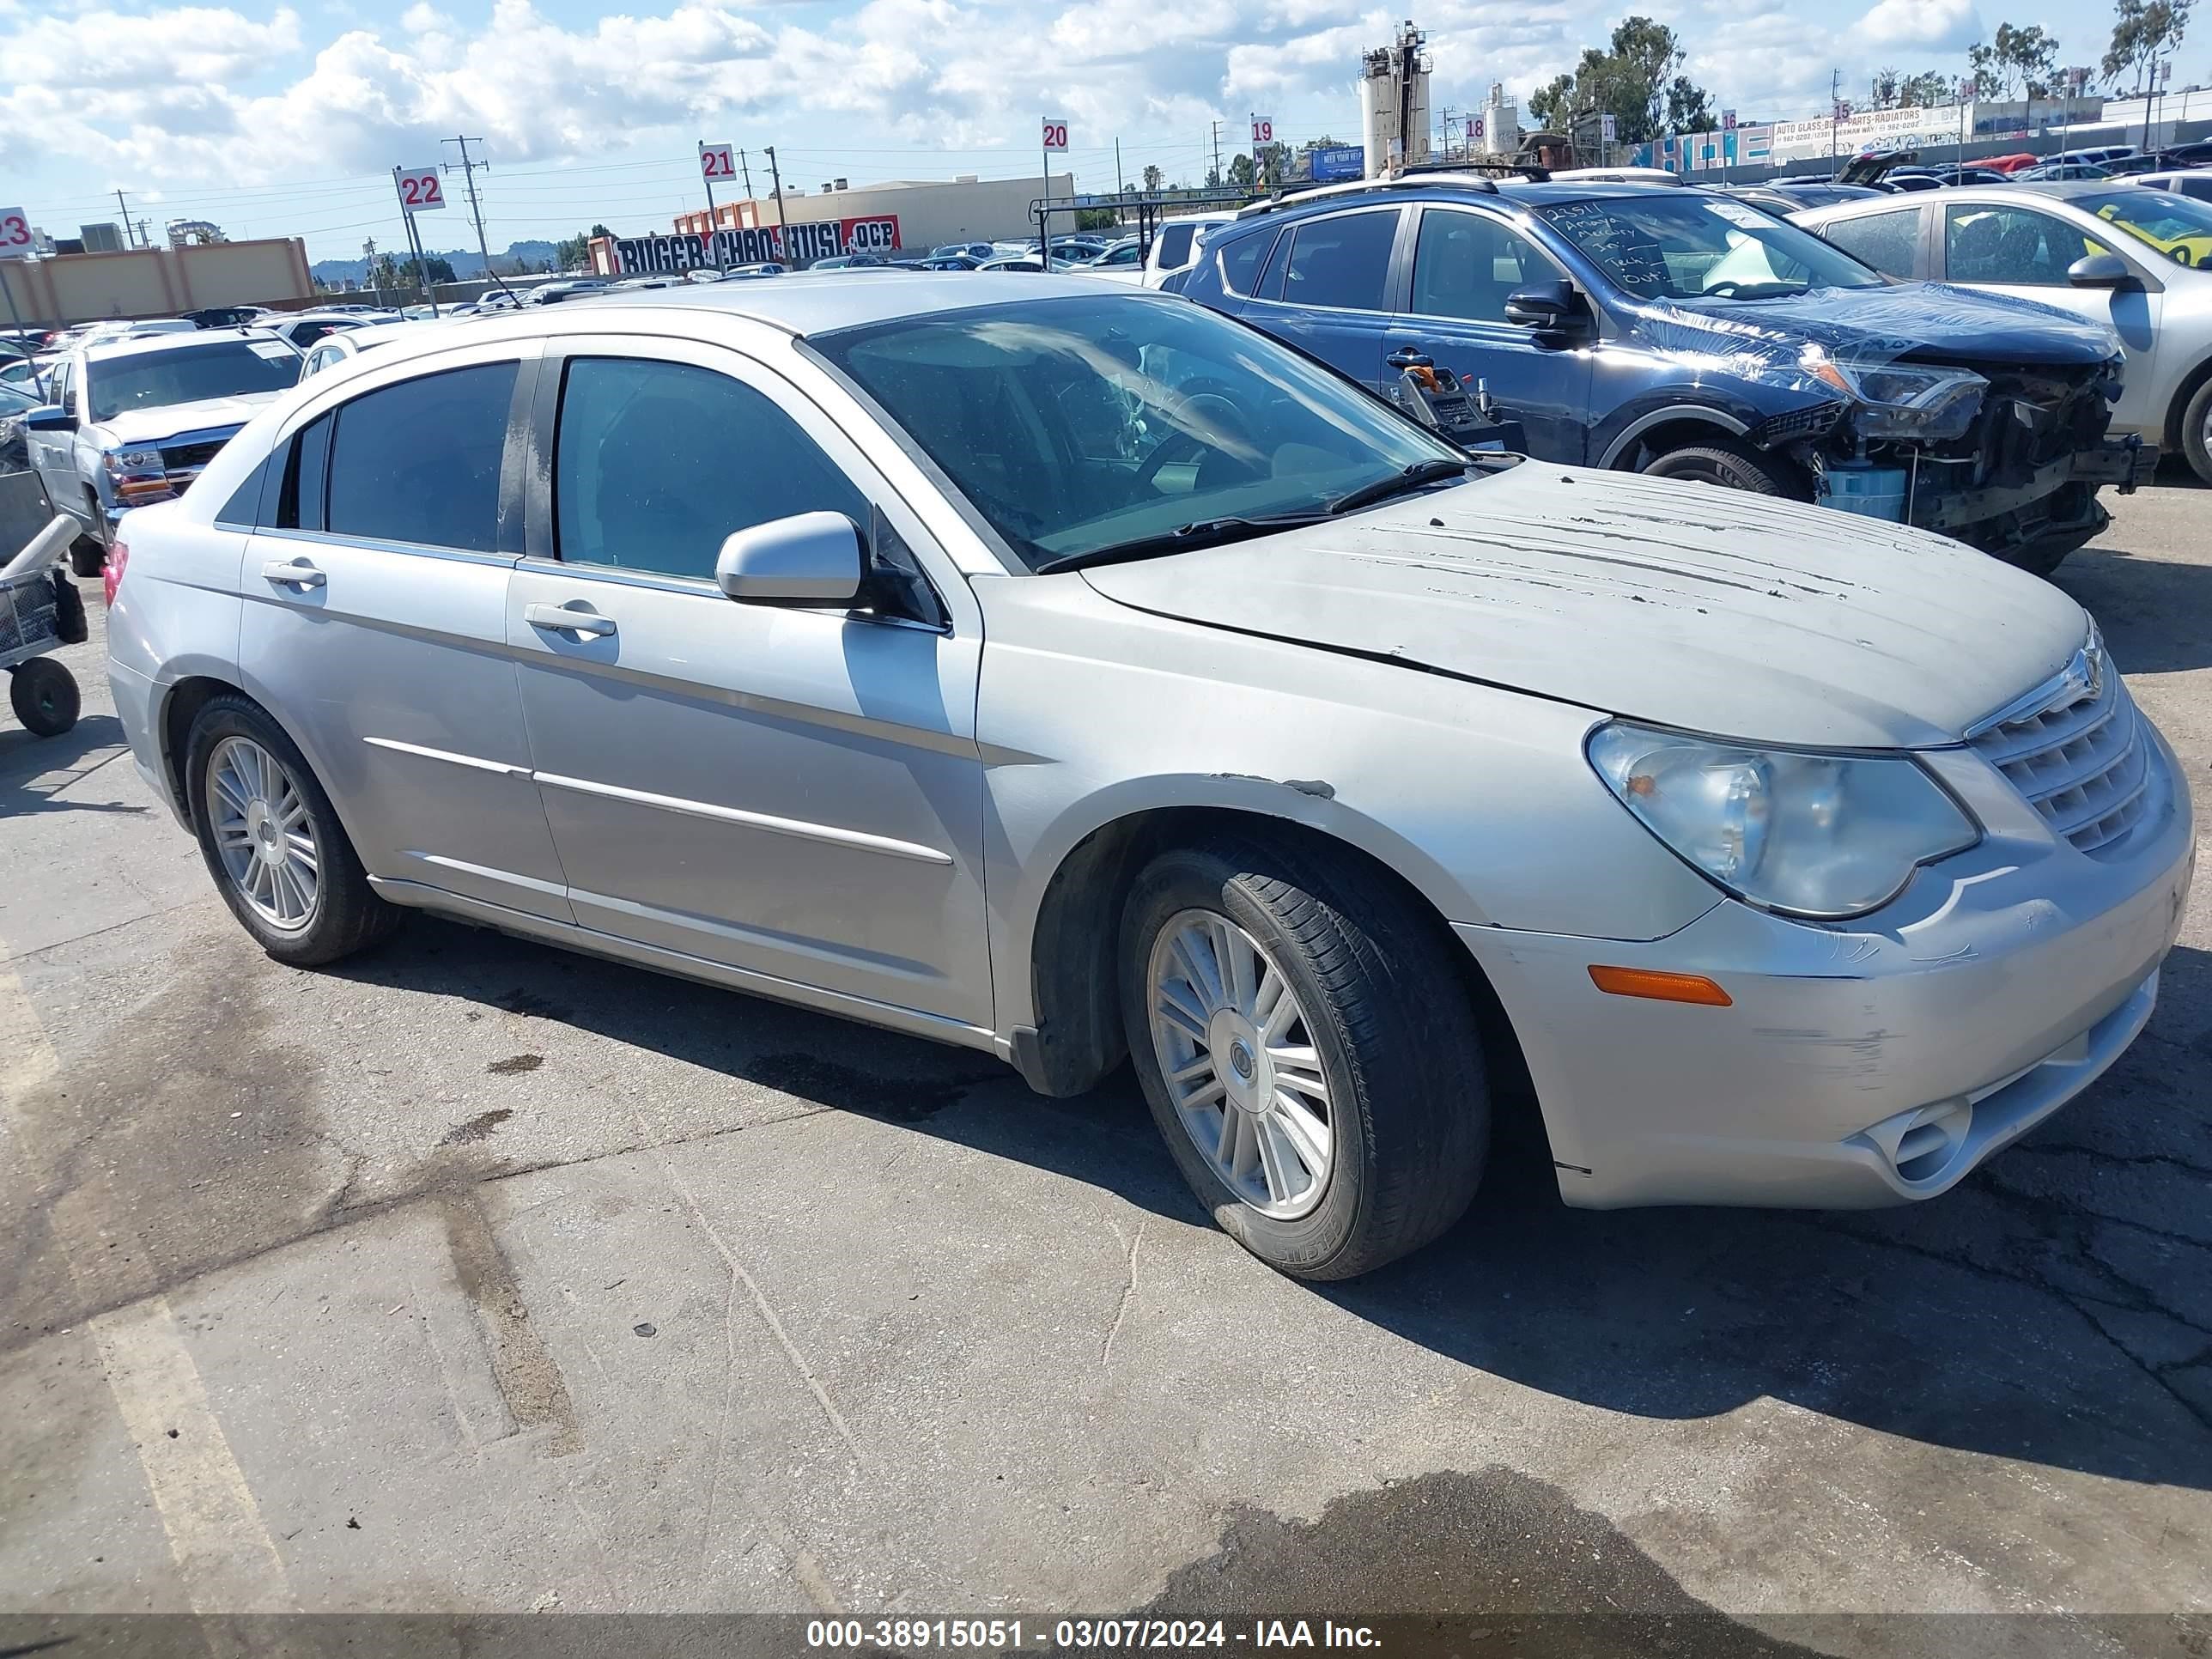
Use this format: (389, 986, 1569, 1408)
(1041, 118, 1070, 152)
(394, 167, 446, 213)
(699, 143, 736, 181)
(0, 208, 32, 258)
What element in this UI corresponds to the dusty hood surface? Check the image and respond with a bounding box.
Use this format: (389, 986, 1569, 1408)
(94, 392, 283, 448)
(1079, 464, 2088, 750)
(1647, 282, 2120, 372)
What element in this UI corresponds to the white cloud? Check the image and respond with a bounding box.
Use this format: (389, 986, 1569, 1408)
(398, 2, 451, 29)
(1861, 0, 1980, 50)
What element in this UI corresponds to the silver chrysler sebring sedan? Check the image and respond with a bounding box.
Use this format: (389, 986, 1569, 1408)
(106, 276, 2193, 1279)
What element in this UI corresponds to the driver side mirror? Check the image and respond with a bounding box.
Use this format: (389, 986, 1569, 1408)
(2067, 252, 2137, 289)
(1504, 281, 1589, 343)
(24, 404, 74, 433)
(714, 512, 863, 605)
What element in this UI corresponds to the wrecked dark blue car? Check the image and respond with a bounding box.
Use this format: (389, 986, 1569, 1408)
(1177, 177, 2148, 573)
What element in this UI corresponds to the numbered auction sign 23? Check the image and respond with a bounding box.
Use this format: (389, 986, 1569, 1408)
(394, 168, 446, 213)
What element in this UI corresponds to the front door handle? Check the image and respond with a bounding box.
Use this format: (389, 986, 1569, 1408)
(1386, 346, 1434, 370)
(525, 603, 617, 638)
(261, 559, 325, 588)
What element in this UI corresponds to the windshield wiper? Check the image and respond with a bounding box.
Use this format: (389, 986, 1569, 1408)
(1324, 458, 1473, 517)
(1031, 514, 1326, 575)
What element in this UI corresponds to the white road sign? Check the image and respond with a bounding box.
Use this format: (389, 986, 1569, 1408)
(393, 167, 446, 213)
(699, 143, 736, 181)
(1251, 115, 1274, 145)
(0, 208, 32, 258)
(1042, 118, 1070, 151)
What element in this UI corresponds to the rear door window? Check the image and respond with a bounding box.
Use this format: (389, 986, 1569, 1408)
(1819, 208, 1922, 277)
(1154, 223, 1196, 267)
(1277, 210, 1400, 312)
(1945, 204, 2110, 284)
(324, 362, 518, 550)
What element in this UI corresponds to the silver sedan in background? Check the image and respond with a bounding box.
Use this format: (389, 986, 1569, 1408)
(1796, 179, 2212, 482)
(103, 277, 2192, 1279)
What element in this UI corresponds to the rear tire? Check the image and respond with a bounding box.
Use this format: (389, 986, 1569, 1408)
(1119, 833, 1490, 1280)
(70, 489, 109, 579)
(2180, 375, 2212, 487)
(185, 694, 401, 966)
(9, 659, 79, 737)
(1643, 439, 1805, 497)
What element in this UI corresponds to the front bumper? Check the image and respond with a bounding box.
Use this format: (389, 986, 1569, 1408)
(1458, 722, 2194, 1210)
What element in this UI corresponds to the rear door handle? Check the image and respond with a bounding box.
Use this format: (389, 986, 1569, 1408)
(261, 559, 325, 588)
(525, 603, 617, 638)
(1386, 347, 1434, 370)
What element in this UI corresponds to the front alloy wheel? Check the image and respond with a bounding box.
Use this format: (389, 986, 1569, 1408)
(207, 735, 321, 931)
(1147, 909, 1334, 1219)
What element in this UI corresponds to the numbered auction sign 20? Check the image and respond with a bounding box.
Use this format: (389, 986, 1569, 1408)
(394, 167, 446, 213)
(1041, 119, 1069, 152)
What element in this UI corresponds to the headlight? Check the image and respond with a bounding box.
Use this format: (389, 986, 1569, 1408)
(1586, 721, 1979, 920)
(1799, 345, 1986, 442)
(103, 447, 166, 477)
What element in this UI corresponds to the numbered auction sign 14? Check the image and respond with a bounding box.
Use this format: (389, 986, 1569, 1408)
(394, 167, 446, 213)
(1041, 118, 1069, 152)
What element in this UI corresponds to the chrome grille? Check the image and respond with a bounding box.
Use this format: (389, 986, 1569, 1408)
(1971, 646, 2149, 856)
(160, 430, 239, 492)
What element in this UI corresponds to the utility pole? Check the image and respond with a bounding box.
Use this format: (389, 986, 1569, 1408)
(1211, 120, 1223, 185)
(442, 135, 514, 301)
(1830, 68, 1842, 162)
(114, 190, 136, 246)
(764, 146, 787, 262)
(738, 148, 756, 207)
(1440, 106, 1455, 159)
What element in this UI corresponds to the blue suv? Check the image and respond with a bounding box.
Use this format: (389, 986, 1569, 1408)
(1177, 174, 2147, 573)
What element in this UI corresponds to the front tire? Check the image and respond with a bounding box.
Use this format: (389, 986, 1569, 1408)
(2180, 375, 2212, 487)
(1642, 439, 1805, 497)
(70, 490, 107, 579)
(185, 695, 400, 965)
(1119, 835, 1490, 1279)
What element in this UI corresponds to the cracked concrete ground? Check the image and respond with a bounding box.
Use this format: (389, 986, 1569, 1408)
(0, 476, 2207, 1650)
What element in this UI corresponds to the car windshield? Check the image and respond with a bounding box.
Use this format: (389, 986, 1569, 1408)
(86, 341, 301, 422)
(813, 294, 1468, 571)
(1538, 194, 1887, 299)
(2080, 188, 2212, 253)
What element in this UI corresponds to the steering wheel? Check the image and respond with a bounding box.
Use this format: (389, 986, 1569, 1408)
(1133, 390, 1252, 492)
(1702, 279, 1753, 295)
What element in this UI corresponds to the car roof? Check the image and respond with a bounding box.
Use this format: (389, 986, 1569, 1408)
(383, 271, 1178, 342)
(81, 326, 275, 362)
(1800, 179, 2131, 217)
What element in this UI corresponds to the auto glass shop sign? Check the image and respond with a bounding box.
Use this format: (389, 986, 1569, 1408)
(611, 216, 901, 273)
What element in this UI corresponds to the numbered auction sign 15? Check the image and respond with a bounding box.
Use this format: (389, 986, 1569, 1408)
(1041, 118, 1069, 152)
(0, 208, 32, 258)
(699, 143, 736, 180)
(394, 167, 446, 213)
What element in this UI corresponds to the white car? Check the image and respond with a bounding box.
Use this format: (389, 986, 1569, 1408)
(1073, 237, 1146, 283)
(253, 312, 405, 352)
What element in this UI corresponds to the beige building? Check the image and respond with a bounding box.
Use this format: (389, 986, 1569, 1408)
(667, 172, 1075, 253)
(1, 238, 313, 329)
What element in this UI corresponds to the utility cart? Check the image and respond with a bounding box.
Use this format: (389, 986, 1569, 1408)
(0, 468, 86, 738)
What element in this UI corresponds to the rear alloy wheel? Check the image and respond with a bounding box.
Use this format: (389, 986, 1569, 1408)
(1121, 835, 1491, 1279)
(1642, 439, 1804, 498)
(186, 695, 400, 965)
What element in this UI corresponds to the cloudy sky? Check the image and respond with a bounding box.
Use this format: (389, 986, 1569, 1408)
(0, 0, 2160, 260)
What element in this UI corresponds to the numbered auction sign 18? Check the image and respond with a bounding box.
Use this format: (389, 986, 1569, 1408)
(394, 167, 446, 213)
(0, 208, 32, 258)
(699, 143, 736, 181)
(1041, 118, 1070, 152)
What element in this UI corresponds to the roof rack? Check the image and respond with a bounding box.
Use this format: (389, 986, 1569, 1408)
(1237, 167, 1558, 218)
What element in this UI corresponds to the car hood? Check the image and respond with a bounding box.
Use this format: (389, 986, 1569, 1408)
(1647, 282, 2120, 369)
(91, 392, 284, 447)
(1079, 464, 2087, 750)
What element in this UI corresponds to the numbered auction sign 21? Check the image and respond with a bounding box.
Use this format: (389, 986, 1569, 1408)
(394, 167, 446, 213)
(700, 144, 736, 181)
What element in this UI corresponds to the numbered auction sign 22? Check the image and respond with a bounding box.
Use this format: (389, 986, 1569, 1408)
(394, 168, 445, 213)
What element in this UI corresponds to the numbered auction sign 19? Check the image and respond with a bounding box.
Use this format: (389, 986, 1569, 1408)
(1041, 118, 1070, 152)
(1251, 115, 1273, 145)
(699, 143, 736, 181)
(394, 167, 446, 213)
(0, 208, 32, 258)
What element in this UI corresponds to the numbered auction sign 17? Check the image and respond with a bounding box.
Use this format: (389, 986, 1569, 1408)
(1041, 118, 1069, 152)
(699, 143, 736, 181)
(394, 167, 446, 213)
(0, 208, 32, 258)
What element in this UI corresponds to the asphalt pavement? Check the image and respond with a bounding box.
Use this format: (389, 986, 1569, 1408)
(0, 476, 2207, 1654)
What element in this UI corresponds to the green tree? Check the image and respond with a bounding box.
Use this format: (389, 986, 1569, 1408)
(2105, 0, 2191, 90)
(1528, 71, 1575, 128)
(1141, 163, 1164, 192)
(1971, 23, 2063, 100)
(1871, 66, 1902, 108)
(1524, 16, 1715, 143)
(1666, 76, 1713, 131)
(1227, 153, 1255, 188)
(1901, 70, 1955, 106)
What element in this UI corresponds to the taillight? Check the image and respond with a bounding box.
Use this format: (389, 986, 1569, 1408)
(103, 539, 128, 608)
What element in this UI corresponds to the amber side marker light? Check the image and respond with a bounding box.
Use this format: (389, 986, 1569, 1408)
(1587, 965, 1733, 1006)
